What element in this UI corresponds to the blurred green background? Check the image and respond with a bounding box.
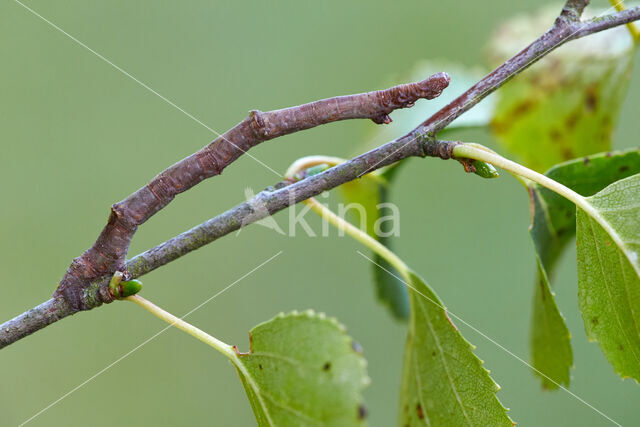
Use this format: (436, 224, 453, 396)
(1, 0, 639, 425)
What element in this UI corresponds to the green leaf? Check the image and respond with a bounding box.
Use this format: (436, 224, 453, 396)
(528, 149, 640, 388)
(531, 149, 640, 269)
(371, 251, 409, 320)
(340, 175, 384, 239)
(372, 183, 410, 320)
(234, 310, 370, 426)
(577, 174, 640, 380)
(488, 6, 635, 172)
(529, 258, 573, 389)
(339, 175, 410, 320)
(398, 271, 512, 426)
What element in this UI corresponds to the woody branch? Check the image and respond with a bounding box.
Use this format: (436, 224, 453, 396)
(2, 0, 639, 349)
(55, 73, 450, 310)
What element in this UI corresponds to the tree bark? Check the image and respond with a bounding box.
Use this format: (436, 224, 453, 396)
(56, 73, 450, 310)
(2, 3, 639, 349)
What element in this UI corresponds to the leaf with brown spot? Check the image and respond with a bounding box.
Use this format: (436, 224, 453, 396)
(528, 149, 640, 389)
(488, 6, 635, 172)
(234, 310, 369, 426)
(398, 271, 512, 426)
(577, 174, 640, 381)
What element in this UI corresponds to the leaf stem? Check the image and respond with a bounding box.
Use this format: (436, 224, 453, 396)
(7, 3, 640, 348)
(452, 144, 621, 249)
(453, 144, 587, 205)
(284, 155, 386, 184)
(285, 159, 410, 279)
(284, 155, 345, 178)
(126, 294, 236, 361)
(304, 198, 411, 279)
(126, 294, 268, 411)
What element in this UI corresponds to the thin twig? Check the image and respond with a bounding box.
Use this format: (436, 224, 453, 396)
(56, 74, 450, 309)
(2, 2, 640, 349)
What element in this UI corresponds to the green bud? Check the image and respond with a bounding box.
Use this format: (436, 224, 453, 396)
(119, 280, 143, 297)
(472, 160, 499, 179)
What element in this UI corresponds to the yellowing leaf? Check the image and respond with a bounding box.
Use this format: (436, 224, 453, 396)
(488, 6, 635, 172)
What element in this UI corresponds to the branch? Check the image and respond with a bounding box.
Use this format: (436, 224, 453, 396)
(2, 2, 640, 349)
(55, 73, 450, 310)
(575, 6, 640, 37)
(560, 0, 590, 21)
(417, 1, 593, 134)
(0, 299, 72, 348)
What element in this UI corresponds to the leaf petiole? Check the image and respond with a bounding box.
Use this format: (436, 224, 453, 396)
(285, 160, 410, 281)
(452, 143, 622, 255)
(126, 294, 236, 361)
(305, 198, 411, 280)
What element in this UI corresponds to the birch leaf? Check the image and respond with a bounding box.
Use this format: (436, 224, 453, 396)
(398, 271, 512, 426)
(529, 256, 573, 389)
(234, 311, 370, 426)
(577, 174, 640, 380)
(528, 148, 640, 388)
(488, 6, 634, 172)
(371, 183, 409, 320)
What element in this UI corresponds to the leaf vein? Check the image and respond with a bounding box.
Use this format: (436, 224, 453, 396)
(417, 300, 473, 425)
(588, 218, 640, 365)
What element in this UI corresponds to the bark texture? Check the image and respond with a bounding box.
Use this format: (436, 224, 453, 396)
(2, 2, 640, 348)
(55, 74, 450, 309)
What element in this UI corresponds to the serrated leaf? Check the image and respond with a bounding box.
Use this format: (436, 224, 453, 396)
(234, 311, 370, 426)
(582, 175, 640, 274)
(398, 271, 512, 426)
(488, 6, 635, 172)
(577, 174, 640, 380)
(528, 149, 640, 388)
